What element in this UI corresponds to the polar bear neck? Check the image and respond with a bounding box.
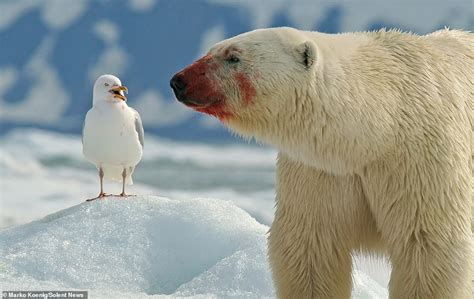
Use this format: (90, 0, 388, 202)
(255, 32, 398, 175)
(227, 29, 473, 178)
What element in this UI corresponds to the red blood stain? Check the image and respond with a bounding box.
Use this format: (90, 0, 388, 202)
(195, 103, 233, 122)
(235, 73, 256, 105)
(177, 54, 232, 121)
(179, 54, 225, 107)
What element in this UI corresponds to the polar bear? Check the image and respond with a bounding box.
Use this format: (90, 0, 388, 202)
(170, 27, 474, 298)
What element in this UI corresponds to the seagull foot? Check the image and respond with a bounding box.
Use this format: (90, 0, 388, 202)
(118, 193, 136, 198)
(86, 193, 110, 202)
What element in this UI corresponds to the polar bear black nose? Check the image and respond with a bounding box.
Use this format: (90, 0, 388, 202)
(170, 73, 187, 95)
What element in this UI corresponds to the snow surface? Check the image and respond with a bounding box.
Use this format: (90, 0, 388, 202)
(0, 129, 391, 289)
(0, 196, 388, 298)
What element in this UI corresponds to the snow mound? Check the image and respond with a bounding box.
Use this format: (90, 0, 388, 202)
(0, 196, 387, 298)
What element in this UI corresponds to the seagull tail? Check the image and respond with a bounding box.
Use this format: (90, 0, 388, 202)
(101, 165, 134, 185)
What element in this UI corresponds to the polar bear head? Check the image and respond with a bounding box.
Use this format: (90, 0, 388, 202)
(170, 27, 320, 141)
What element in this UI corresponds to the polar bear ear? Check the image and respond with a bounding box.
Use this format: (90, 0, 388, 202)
(296, 41, 317, 69)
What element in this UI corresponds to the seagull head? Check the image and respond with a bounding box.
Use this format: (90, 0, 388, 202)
(93, 74, 128, 103)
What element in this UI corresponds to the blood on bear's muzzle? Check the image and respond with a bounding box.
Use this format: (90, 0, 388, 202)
(170, 72, 218, 107)
(170, 54, 227, 109)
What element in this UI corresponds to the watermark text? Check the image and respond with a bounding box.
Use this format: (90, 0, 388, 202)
(2, 291, 87, 299)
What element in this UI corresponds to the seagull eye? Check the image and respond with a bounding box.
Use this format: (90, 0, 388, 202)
(104, 83, 109, 87)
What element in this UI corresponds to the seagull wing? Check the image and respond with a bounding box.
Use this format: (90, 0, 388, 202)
(82, 109, 92, 145)
(131, 108, 144, 148)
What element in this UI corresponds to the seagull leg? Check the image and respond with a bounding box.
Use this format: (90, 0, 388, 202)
(119, 168, 127, 197)
(86, 167, 108, 201)
(119, 168, 135, 198)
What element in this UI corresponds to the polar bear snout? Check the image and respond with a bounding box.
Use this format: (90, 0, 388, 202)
(170, 72, 198, 107)
(170, 69, 224, 109)
(170, 73, 186, 96)
(170, 54, 224, 107)
(171, 54, 234, 120)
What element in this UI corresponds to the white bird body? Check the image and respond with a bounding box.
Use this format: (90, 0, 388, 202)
(83, 101, 142, 184)
(82, 74, 144, 199)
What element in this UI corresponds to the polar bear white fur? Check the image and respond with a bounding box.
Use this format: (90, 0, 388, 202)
(171, 27, 474, 298)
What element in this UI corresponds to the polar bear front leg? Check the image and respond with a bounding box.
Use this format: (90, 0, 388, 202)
(361, 155, 473, 299)
(269, 153, 379, 298)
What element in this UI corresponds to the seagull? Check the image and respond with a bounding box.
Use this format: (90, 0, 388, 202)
(82, 74, 144, 201)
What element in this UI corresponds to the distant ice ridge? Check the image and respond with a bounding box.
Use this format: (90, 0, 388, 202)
(0, 129, 277, 227)
(1, 129, 277, 168)
(0, 196, 388, 298)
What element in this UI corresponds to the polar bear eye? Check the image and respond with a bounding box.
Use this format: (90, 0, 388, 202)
(227, 55, 240, 63)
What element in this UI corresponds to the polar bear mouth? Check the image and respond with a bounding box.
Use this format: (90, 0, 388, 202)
(181, 97, 232, 120)
(182, 98, 222, 108)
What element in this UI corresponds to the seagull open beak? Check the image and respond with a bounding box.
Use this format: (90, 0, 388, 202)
(109, 85, 128, 101)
